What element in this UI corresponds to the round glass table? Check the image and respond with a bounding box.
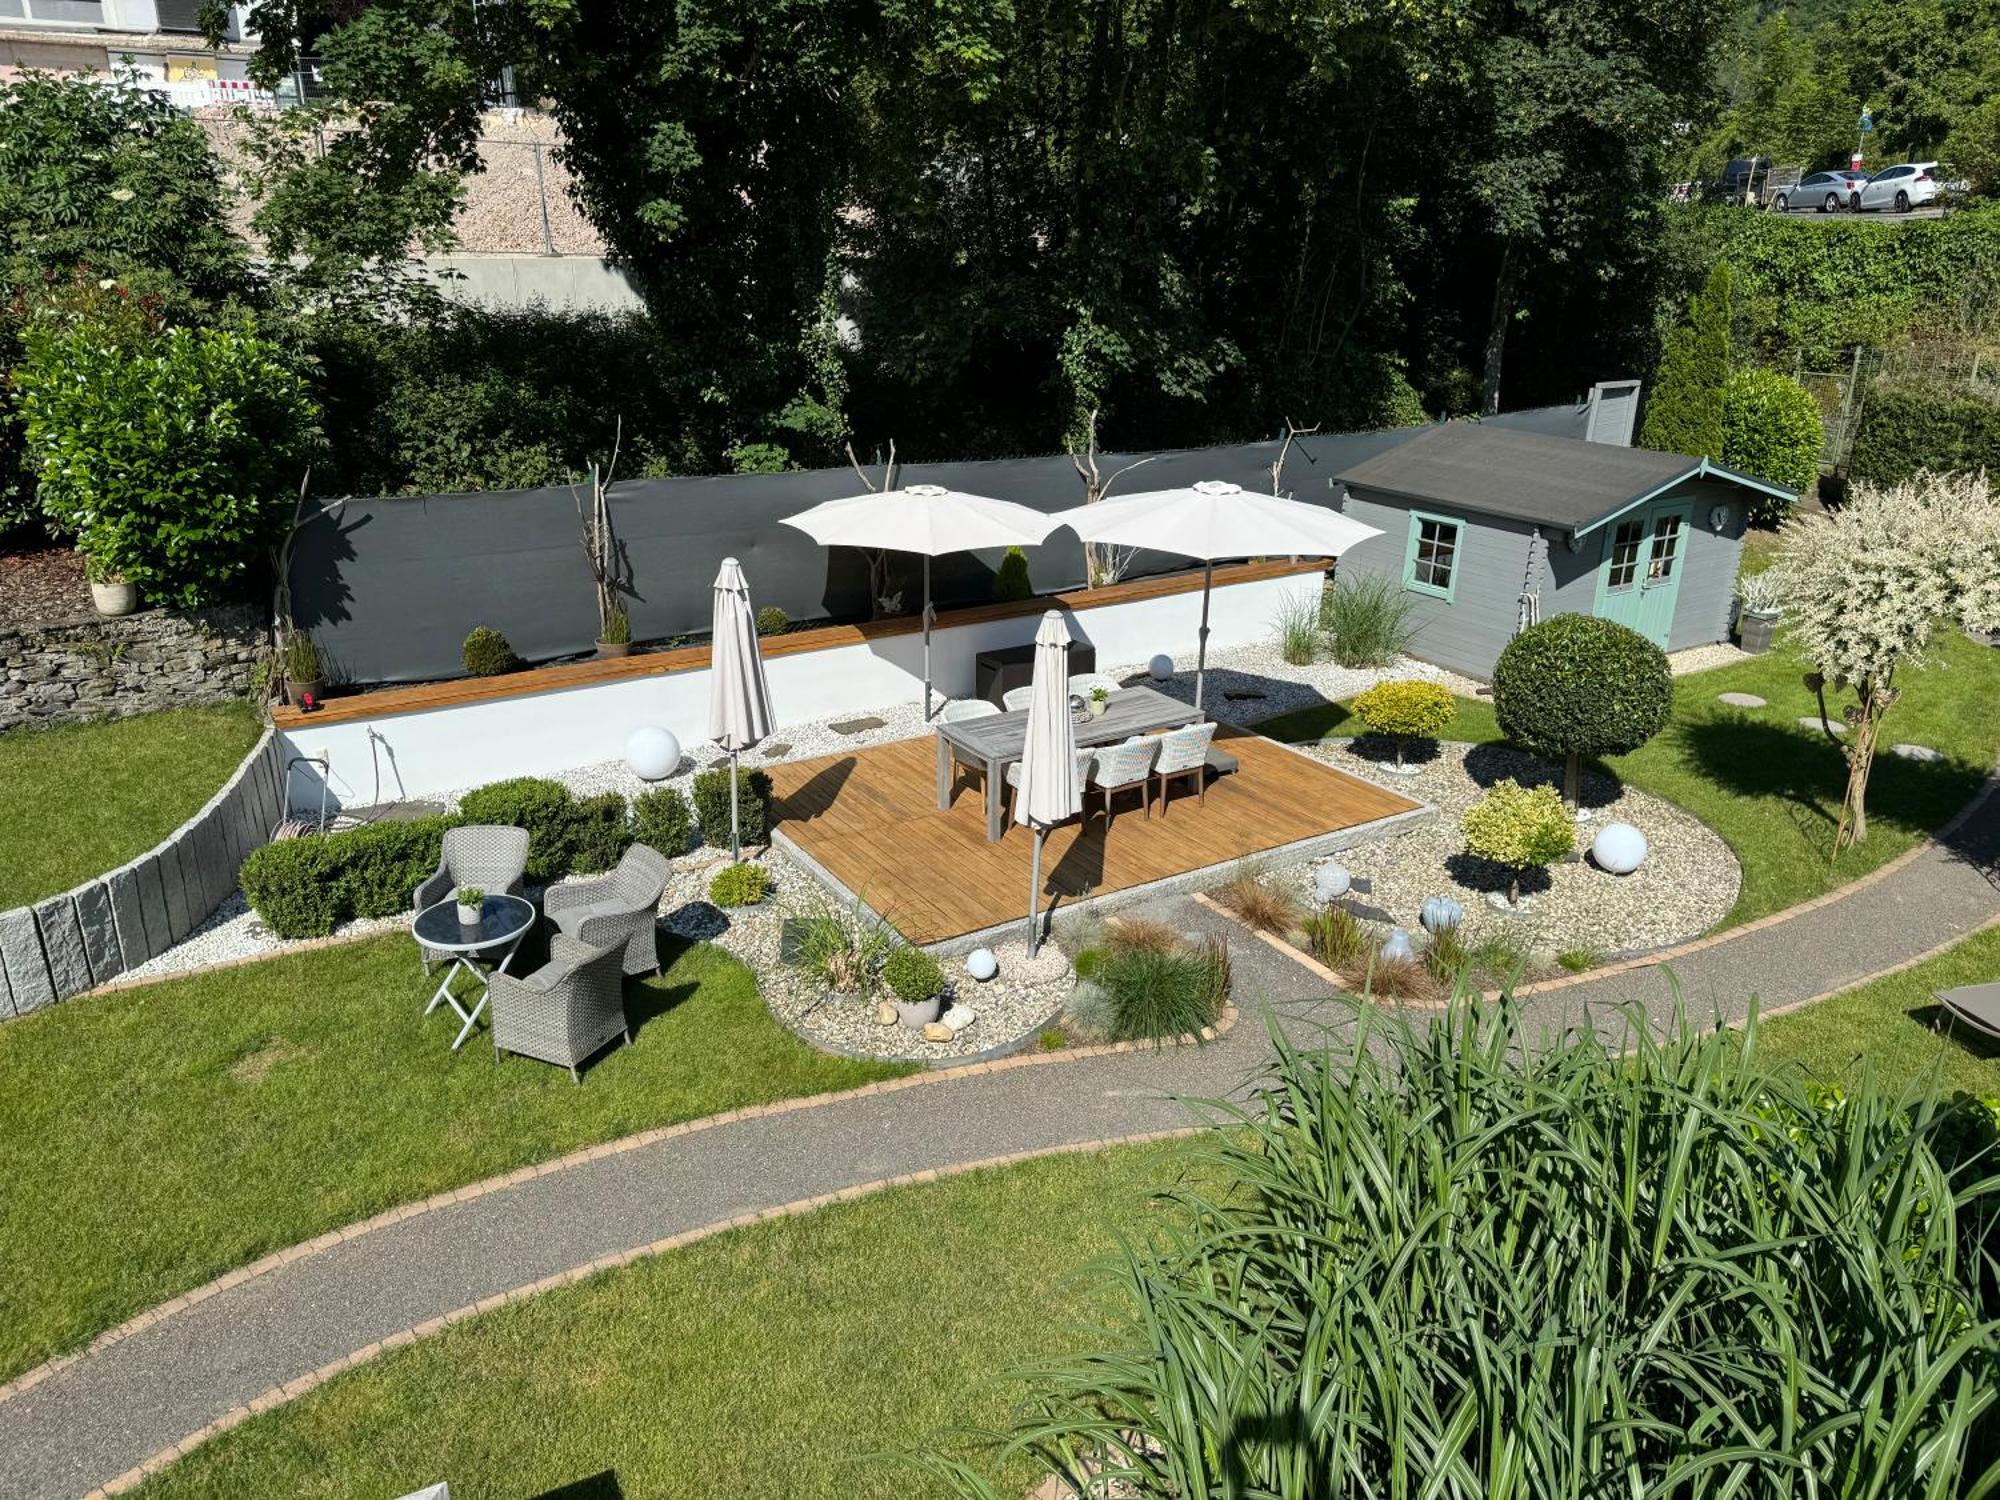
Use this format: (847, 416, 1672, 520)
(412, 893, 537, 1050)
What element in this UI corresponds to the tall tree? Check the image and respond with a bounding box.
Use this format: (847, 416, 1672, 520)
(1641, 261, 1733, 457)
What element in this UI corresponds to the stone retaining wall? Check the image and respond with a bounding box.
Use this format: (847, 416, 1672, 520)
(0, 604, 264, 734)
(0, 731, 286, 1019)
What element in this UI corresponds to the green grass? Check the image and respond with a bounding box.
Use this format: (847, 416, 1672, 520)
(0, 702, 262, 909)
(1254, 632, 2000, 927)
(1736, 525, 1785, 578)
(0, 933, 909, 1382)
(138, 1143, 1192, 1500)
(1758, 924, 2000, 1097)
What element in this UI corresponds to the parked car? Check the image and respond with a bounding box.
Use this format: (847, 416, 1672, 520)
(1851, 162, 1940, 212)
(1774, 169, 1869, 212)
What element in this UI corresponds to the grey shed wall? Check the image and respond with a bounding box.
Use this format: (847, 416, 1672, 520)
(1542, 477, 1748, 650)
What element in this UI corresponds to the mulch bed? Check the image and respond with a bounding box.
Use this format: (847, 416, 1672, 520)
(0, 546, 92, 630)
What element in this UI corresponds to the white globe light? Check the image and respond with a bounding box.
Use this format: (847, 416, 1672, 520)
(625, 726, 682, 782)
(1148, 653, 1174, 682)
(966, 947, 998, 982)
(1592, 821, 1648, 876)
(1313, 862, 1352, 904)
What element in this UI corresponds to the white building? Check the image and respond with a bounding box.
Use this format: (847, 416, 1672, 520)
(0, 1, 271, 106)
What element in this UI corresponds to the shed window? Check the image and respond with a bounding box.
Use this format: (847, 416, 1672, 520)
(1605, 518, 1645, 591)
(1647, 512, 1685, 581)
(1404, 514, 1462, 600)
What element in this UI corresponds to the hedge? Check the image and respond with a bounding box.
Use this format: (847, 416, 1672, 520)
(693, 765, 775, 848)
(240, 815, 460, 939)
(1847, 383, 2000, 487)
(1720, 368, 1822, 519)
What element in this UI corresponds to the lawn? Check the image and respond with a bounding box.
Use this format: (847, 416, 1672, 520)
(0, 933, 909, 1382)
(1256, 630, 2000, 927)
(1758, 923, 2000, 1097)
(0, 701, 263, 909)
(138, 1143, 1189, 1500)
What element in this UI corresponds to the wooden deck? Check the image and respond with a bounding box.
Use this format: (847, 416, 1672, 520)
(767, 725, 1423, 945)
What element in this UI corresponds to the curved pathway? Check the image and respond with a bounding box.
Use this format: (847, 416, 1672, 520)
(3, 787, 1996, 1500)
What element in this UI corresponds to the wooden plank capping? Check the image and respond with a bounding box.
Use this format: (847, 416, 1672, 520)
(273, 559, 1328, 730)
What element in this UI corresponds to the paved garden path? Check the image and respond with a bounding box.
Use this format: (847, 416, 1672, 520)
(3, 788, 1996, 1500)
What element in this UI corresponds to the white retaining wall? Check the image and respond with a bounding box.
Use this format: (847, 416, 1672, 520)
(280, 569, 1319, 811)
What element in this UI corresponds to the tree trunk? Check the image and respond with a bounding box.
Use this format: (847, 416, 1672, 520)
(1834, 676, 1890, 854)
(1563, 751, 1581, 811)
(1481, 239, 1520, 417)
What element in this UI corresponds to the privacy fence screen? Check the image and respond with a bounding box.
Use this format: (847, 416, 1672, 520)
(290, 405, 1593, 687)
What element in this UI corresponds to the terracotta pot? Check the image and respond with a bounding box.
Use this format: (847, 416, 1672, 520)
(287, 677, 322, 707)
(595, 639, 631, 659)
(89, 576, 139, 617)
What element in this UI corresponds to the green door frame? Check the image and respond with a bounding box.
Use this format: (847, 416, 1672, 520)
(1592, 499, 1691, 647)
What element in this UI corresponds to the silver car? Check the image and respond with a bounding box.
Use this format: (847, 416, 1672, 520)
(1852, 162, 1940, 213)
(1774, 169, 1869, 212)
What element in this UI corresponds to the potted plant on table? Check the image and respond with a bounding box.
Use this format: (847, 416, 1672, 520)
(883, 945, 947, 1028)
(455, 886, 486, 927)
(1088, 684, 1111, 718)
(1735, 569, 1785, 654)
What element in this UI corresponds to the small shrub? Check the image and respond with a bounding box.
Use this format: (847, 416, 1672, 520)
(1469, 926, 1532, 979)
(457, 776, 577, 882)
(1302, 905, 1367, 969)
(1721, 368, 1822, 520)
(883, 945, 945, 1002)
(461, 626, 518, 677)
(1351, 679, 1456, 764)
(1064, 979, 1116, 1040)
(993, 545, 1033, 603)
(1100, 945, 1224, 1041)
(708, 861, 771, 908)
(1557, 945, 1602, 974)
(1462, 778, 1575, 905)
(1274, 590, 1321, 666)
(755, 605, 789, 637)
(1736, 567, 1786, 615)
(1073, 947, 1110, 982)
(1215, 869, 1300, 934)
(632, 785, 694, 855)
(240, 814, 459, 939)
(568, 791, 635, 874)
(1037, 1026, 1069, 1051)
(1490, 614, 1672, 805)
(693, 765, 774, 848)
(600, 608, 631, 645)
(1109, 916, 1189, 954)
(1320, 574, 1416, 667)
(1054, 910, 1109, 961)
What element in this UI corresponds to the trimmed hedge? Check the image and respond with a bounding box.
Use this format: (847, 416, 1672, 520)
(240, 815, 459, 939)
(693, 765, 774, 848)
(1492, 615, 1673, 767)
(1721, 368, 1822, 520)
(457, 777, 582, 882)
(1847, 383, 2000, 487)
(633, 785, 694, 856)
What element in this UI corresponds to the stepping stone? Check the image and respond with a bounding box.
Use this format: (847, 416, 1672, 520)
(1799, 716, 1847, 735)
(829, 716, 886, 736)
(1891, 742, 1944, 762)
(760, 742, 792, 759)
(1222, 689, 1267, 701)
(1717, 692, 1766, 708)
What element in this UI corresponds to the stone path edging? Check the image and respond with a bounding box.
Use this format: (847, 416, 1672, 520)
(0, 1004, 1237, 1412)
(75, 1126, 1205, 1500)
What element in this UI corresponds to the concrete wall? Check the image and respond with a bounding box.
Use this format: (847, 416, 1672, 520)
(0, 731, 285, 1019)
(280, 568, 1322, 811)
(0, 603, 262, 733)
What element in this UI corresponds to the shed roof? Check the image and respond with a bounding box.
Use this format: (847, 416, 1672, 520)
(1334, 422, 1792, 534)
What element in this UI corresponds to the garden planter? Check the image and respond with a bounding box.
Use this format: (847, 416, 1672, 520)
(595, 639, 631, 659)
(89, 576, 138, 617)
(893, 993, 943, 1028)
(1738, 608, 1779, 654)
(286, 677, 322, 707)
(1087, 698, 1109, 718)
(456, 900, 483, 927)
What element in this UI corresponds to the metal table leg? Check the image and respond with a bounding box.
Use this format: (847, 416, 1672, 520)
(935, 732, 950, 809)
(449, 929, 529, 1051)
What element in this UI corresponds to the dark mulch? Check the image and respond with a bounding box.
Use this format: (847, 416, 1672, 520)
(0, 546, 92, 630)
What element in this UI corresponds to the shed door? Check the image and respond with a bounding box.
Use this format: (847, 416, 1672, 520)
(1593, 502, 1690, 647)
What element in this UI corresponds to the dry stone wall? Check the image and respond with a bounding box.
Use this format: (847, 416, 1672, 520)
(0, 604, 263, 734)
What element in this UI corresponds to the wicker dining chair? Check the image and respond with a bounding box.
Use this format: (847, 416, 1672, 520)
(488, 935, 630, 1083)
(544, 842, 672, 976)
(1086, 736, 1158, 826)
(1002, 685, 1036, 711)
(938, 699, 1004, 802)
(414, 824, 530, 972)
(1150, 721, 1218, 816)
(1005, 749, 1098, 825)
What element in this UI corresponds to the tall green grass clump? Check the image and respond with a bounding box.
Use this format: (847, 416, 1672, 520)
(921, 999, 2000, 1497)
(1273, 590, 1321, 666)
(1319, 573, 1416, 667)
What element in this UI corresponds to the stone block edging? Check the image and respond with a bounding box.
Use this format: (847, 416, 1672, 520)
(0, 727, 286, 1021)
(0, 1002, 1237, 1409)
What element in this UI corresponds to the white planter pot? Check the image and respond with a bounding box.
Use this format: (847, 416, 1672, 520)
(90, 577, 139, 617)
(456, 902, 482, 926)
(893, 993, 943, 1028)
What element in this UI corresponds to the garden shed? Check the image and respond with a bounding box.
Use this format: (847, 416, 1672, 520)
(1330, 422, 1794, 677)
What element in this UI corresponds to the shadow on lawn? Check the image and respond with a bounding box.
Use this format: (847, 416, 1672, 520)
(533, 1472, 623, 1499)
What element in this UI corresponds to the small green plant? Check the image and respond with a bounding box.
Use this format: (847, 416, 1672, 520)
(1462, 779, 1575, 906)
(1351, 678, 1456, 765)
(1274, 590, 1321, 666)
(693, 765, 774, 848)
(632, 785, 694, 855)
(453, 885, 484, 908)
(1037, 1026, 1068, 1052)
(708, 861, 771, 908)
(1469, 926, 1532, 979)
(1320, 574, 1416, 668)
(755, 605, 789, 637)
(1424, 924, 1471, 987)
(461, 626, 518, 677)
(883, 945, 945, 1003)
(283, 630, 320, 684)
(993, 545, 1033, 603)
(1302, 905, 1367, 969)
(1091, 684, 1110, 704)
(789, 906, 893, 994)
(1556, 945, 1602, 974)
(600, 608, 631, 645)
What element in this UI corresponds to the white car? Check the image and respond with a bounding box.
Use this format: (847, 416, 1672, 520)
(1774, 169, 1869, 212)
(1852, 162, 1940, 213)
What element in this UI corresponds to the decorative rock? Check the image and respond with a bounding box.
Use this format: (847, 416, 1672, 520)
(1591, 821, 1649, 875)
(1717, 692, 1767, 709)
(921, 1021, 954, 1043)
(1313, 862, 1352, 905)
(1891, 742, 1944, 763)
(1148, 653, 1174, 681)
(1419, 896, 1463, 933)
(624, 726, 682, 781)
(1800, 716, 1847, 736)
(940, 1002, 978, 1034)
(965, 947, 998, 981)
(830, 715, 887, 735)
(874, 1001, 898, 1026)
(760, 742, 792, 760)
(1484, 891, 1533, 915)
(1379, 927, 1415, 962)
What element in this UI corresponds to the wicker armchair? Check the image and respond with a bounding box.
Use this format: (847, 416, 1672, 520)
(414, 824, 531, 971)
(1150, 721, 1217, 816)
(489, 935, 630, 1083)
(1087, 736, 1158, 826)
(543, 843, 672, 976)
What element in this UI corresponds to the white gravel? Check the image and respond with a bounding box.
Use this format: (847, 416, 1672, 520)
(1668, 643, 1753, 676)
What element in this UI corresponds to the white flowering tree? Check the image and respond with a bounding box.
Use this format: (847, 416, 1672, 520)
(1778, 471, 2000, 852)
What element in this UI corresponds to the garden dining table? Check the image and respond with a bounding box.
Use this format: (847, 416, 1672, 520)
(412, 893, 537, 1050)
(934, 683, 1200, 842)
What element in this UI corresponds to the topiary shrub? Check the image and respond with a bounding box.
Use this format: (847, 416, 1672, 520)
(1461, 778, 1574, 906)
(1491, 614, 1672, 806)
(461, 626, 518, 676)
(1721, 368, 1822, 521)
(1351, 679, 1456, 765)
(457, 776, 577, 882)
(240, 814, 459, 939)
(883, 944, 945, 1002)
(755, 605, 789, 637)
(707, 861, 771, 907)
(1640, 261, 1732, 459)
(693, 765, 774, 848)
(568, 791, 635, 873)
(632, 785, 694, 856)
(993, 545, 1033, 603)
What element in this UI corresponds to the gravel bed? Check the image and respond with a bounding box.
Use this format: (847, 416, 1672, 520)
(1667, 642, 1752, 677)
(1252, 741, 1739, 957)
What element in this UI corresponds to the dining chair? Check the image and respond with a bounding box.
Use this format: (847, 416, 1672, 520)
(1150, 721, 1217, 816)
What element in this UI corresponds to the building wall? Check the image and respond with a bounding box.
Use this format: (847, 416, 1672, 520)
(0, 604, 263, 734)
(1542, 478, 1747, 650)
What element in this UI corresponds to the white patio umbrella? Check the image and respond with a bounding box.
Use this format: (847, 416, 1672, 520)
(1013, 610, 1085, 957)
(709, 556, 774, 862)
(781, 484, 1062, 720)
(1051, 480, 1383, 712)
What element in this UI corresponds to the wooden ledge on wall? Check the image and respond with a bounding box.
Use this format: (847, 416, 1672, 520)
(272, 559, 1328, 730)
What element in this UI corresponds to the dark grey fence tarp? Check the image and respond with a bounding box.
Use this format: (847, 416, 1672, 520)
(292, 405, 1594, 686)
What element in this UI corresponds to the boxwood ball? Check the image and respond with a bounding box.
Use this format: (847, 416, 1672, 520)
(1149, 654, 1175, 681)
(966, 947, 998, 982)
(1591, 821, 1649, 876)
(625, 726, 683, 782)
